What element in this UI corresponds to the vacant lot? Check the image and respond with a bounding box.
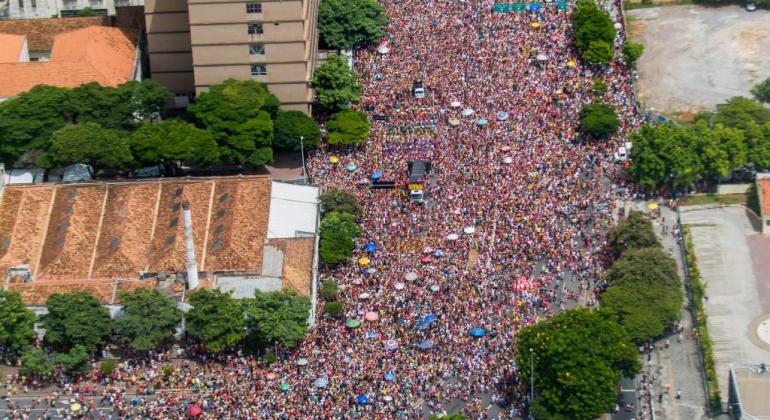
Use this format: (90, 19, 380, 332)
(629, 6, 770, 113)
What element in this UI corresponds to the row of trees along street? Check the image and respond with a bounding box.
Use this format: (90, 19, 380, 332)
(512, 210, 684, 419)
(0, 287, 310, 380)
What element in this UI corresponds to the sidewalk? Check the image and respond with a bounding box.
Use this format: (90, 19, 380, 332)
(621, 201, 709, 420)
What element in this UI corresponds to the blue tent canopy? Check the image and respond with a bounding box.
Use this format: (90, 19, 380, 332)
(497, 111, 509, 121)
(417, 340, 433, 350)
(371, 171, 383, 180)
(384, 372, 396, 381)
(476, 119, 488, 126)
(423, 314, 437, 324)
(357, 395, 369, 405)
(346, 163, 357, 172)
(364, 242, 377, 253)
(470, 327, 486, 337)
(314, 377, 329, 388)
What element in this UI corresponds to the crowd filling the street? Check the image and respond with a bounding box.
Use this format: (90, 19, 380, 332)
(2, 0, 650, 418)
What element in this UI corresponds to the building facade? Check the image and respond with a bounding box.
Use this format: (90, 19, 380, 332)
(145, 0, 318, 114)
(1, 0, 143, 19)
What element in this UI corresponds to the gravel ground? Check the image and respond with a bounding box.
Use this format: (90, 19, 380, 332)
(629, 5, 770, 113)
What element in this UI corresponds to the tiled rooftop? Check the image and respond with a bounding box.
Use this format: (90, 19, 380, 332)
(759, 178, 770, 217)
(0, 34, 25, 63)
(0, 16, 107, 51)
(0, 26, 137, 98)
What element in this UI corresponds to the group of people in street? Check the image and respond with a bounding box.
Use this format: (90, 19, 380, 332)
(3, 0, 644, 417)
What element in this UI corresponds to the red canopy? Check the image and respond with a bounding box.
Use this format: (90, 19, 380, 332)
(188, 406, 203, 417)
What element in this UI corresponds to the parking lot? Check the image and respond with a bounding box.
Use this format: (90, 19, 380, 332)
(629, 5, 770, 113)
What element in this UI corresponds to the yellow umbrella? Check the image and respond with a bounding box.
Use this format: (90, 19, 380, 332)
(531, 22, 541, 29)
(566, 59, 576, 68)
(71, 403, 81, 412)
(647, 203, 659, 210)
(358, 257, 370, 266)
(329, 156, 339, 164)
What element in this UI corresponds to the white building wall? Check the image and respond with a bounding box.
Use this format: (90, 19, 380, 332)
(4, 0, 143, 19)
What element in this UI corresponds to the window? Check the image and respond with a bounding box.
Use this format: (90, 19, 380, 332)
(249, 44, 265, 55)
(248, 23, 263, 35)
(246, 2, 261, 13)
(31, 0, 36, 8)
(250, 64, 267, 76)
(18, 0, 23, 9)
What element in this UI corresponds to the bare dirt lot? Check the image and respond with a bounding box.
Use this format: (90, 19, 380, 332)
(629, 5, 770, 113)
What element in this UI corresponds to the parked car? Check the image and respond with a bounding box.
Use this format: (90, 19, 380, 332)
(746, 3, 757, 11)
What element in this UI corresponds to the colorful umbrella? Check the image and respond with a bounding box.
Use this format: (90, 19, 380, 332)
(405, 272, 418, 281)
(476, 118, 488, 126)
(531, 22, 541, 29)
(314, 377, 329, 388)
(187, 405, 202, 417)
(364, 242, 377, 253)
(417, 340, 433, 350)
(497, 111, 509, 121)
(566, 59, 576, 68)
(470, 327, 486, 337)
(357, 395, 369, 405)
(464, 226, 476, 234)
(384, 372, 396, 381)
(279, 383, 291, 391)
(647, 203, 659, 210)
(346, 163, 357, 172)
(448, 118, 461, 126)
(385, 339, 398, 350)
(365, 311, 379, 321)
(503, 157, 513, 164)
(450, 101, 462, 108)
(296, 358, 308, 366)
(462, 108, 475, 117)
(359, 292, 371, 300)
(430, 285, 440, 292)
(394, 282, 405, 290)
(346, 319, 362, 329)
(358, 257, 370, 266)
(446, 233, 459, 241)
(371, 171, 382, 180)
(329, 156, 339, 164)
(421, 256, 433, 264)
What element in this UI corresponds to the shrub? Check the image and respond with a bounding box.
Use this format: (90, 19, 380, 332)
(321, 280, 339, 299)
(325, 301, 344, 317)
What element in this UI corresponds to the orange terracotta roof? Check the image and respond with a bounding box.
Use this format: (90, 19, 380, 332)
(0, 26, 137, 97)
(0, 34, 26, 63)
(0, 16, 107, 51)
(759, 178, 770, 216)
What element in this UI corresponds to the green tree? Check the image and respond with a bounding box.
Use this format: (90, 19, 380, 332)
(130, 120, 220, 168)
(515, 308, 640, 420)
(606, 210, 660, 257)
(114, 287, 182, 353)
(709, 96, 770, 130)
(42, 291, 112, 352)
(54, 345, 91, 374)
(326, 110, 371, 146)
(622, 41, 645, 68)
(311, 54, 362, 112)
(751, 77, 770, 104)
(319, 188, 362, 217)
(429, 414, 465, 420)
(572, 0, 615, 65)
(319, 211, 361, 264)
(0, 290, 37, 353)
(692, 120, 746, 178)
(121, 79, 172, 121)
(321, 279, 339, 299)
(20, 347, 54, 376)
(273, 110, 321, 151)
(41, 123, 133, 172)
(186, 289, 245, 352)
(324, 301, 344, 316)
(0, 85, 70, 165)
(63, 82, 135, 130)
(745, 121, 770, 169)
(318, 0, 389, 50)
(243, 290, 310, 349)
(189, 79, 278, 165)
(602, 248, 683, 342)
(579, 103, 619, 137)
(628, 123, 704, 191)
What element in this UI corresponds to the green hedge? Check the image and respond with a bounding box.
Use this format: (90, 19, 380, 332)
(683, 226, 722, 413)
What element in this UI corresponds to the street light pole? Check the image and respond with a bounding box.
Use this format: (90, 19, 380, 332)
(530, 347, 534, 402)
(299, 135, 306, 184)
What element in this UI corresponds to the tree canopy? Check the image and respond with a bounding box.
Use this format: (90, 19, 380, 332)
(189, 79, 278, 166)
(40, 123, 133, 172)
(311, 54, 363, 112)
(752, 77, 770, 103)
(602, 248, 683, 342)
(622, 41, 644, 68)
(0, 290, 37, 353)
(319, 188, 362, 217)
(55, 345, 91, 374)
(515, 308, 640, 420)
(186, 289, 245, 352)
(243, 290, 310, 348)
(130, 120, 220, 168)
(0, 85, 70, 166)
(42, 291, 113, 352)
(579, 103, 619, 137)
(606, 210, 660, 257)
(318, 0, 389, 50)
(114, 287, 182, 352)
(326, 109, 371, 146)
(572, 0, 616, 65)
(20, 347, 54, 376)
(272, 110, 322, 151)
(319, 211, 361, 264)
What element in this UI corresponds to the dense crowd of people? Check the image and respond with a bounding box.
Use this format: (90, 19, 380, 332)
(3, 0, 643, 417)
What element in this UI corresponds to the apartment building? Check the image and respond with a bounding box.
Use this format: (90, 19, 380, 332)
(145, 0, 318, 114)
(1, 0, 143, 19)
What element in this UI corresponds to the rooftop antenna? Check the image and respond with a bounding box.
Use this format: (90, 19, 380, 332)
(182, 201, 199, 290)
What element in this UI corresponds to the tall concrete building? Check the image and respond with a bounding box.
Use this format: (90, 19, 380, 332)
(144, 0, 319, 114)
